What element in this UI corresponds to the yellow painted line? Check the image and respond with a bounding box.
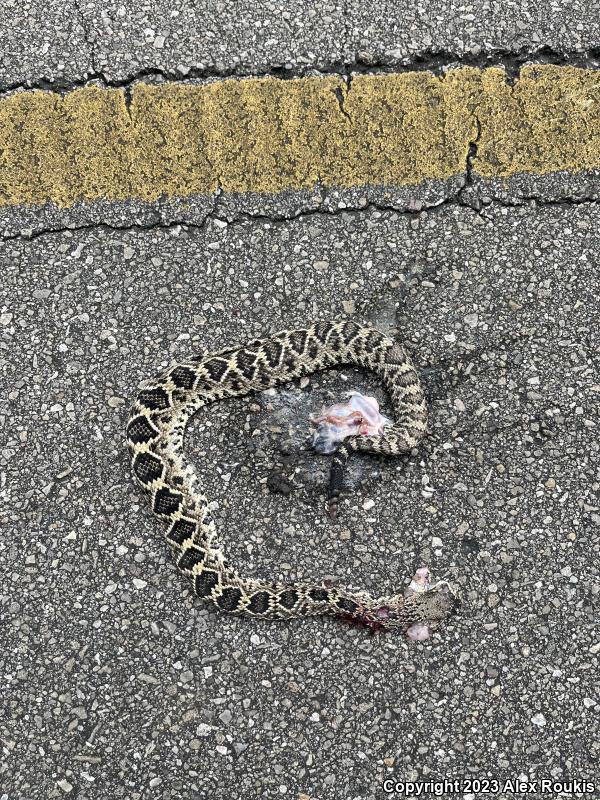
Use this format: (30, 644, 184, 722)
(476, 65, 600, 177)
(1, 66, 600, 208)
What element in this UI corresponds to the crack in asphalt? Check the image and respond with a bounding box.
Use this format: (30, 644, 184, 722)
(463, 117, 482, 194)
(0, 56, 598, 244)
(4, 90, 600, 245)
(332, 85, 351, 121)
(72, 0, 97, 74)
(3, 44, 600, 98)
(454, 116, 483, 216)
(2, 192, 600, 245)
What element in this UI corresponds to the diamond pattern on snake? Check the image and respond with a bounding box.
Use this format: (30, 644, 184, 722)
(127, 320, 458, 636)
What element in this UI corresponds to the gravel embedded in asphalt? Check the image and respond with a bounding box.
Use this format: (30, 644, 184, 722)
(0, 0, 92, 89)
(1, 202, 598, 798)
(4, 1, 600, 89)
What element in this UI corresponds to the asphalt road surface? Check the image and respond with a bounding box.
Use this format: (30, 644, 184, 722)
(1, 3, 599, 800)
(3, 203, 599, 798)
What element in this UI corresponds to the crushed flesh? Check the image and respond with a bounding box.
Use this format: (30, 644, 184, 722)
(311, 391, 392, 454)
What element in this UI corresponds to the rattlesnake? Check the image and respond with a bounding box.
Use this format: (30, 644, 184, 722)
(127, 320, 458, 634)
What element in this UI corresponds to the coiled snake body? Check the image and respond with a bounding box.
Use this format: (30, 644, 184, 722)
(127, 321, 457, 633)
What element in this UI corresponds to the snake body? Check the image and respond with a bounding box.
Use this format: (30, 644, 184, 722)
(127, 320, 457, 633)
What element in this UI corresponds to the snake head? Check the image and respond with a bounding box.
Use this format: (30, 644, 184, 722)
(353, 581, 459, 635)
(399, 581, 459, 632)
